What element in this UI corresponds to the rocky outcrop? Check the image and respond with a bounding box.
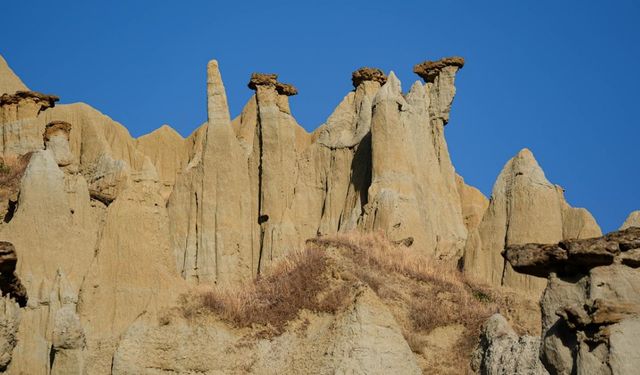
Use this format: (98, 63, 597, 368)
(499, 227, 640, 375)
(112, 286, 421, 374)
(463, 149, 602, 295)
(0, 52, 627, 374)
(78, 160, 185, 374)
(413, 56, 465, 83)
(471, 314, 546, 375)
(503, 227, 640, 276)
(44, 121, 74, 167)
(0, 297, 20, 371)
(362, 65, 467, 260)
(136, 124, 188, 200)
(351, 67, 387, 88)
(0, 91, 58, 123)
(621, 210, 640, 229)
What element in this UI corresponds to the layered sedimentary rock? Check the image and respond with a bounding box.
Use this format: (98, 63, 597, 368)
(0, 53, 619, 374)
(78, 160, 185, 374)
(136, 124, 188, 200)
(495, 227, 640, 375)
(471, 314, 546, 375)
(112, 286, 421, 374)
(168, 60, 254, 284)
(464, 149, 601, 295)
(362, 60, 468, 260)
(169, 57, 471, 282)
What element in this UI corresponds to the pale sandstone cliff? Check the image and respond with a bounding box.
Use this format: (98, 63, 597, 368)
(463, 148, 602, 297)
(621, 210, 640, 229)
(0, 53, 619, 374)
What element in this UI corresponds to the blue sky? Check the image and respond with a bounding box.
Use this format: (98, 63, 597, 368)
(1, 0, 638, 232)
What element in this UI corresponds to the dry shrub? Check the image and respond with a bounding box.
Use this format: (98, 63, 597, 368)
(311, 231, 510, 362)
(179, 245, 346, 334)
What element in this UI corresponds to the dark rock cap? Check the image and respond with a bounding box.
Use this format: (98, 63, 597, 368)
(413, 57, 465, 83)
(275, 82, 298, 96)
(248, 73, 298, 96)
(502, 226, 640, 278)
(351, 67, 387, 88)
(0, 90, 59, 107)
(247, 73, 278, 90)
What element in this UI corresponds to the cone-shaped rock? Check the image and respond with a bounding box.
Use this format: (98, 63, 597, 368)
(0, 55, 28, 95)
(463, 149, 601, 295)
(621, 211, 640, 229)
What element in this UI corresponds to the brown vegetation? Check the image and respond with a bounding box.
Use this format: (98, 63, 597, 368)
(310, 231, 537, 373)
(179, 245, 350, 334)
(179, 231, 537, 373)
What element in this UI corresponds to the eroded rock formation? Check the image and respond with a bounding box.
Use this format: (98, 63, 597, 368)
(464, 148, 602, 296)
(477, 227, 640, 375)
(0, 52, 625, 374)
(471, 314, 546, 375)
(621, 210, 640, 229)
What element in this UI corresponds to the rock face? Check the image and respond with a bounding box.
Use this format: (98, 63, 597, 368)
(621, 210, 640, 229)
(168, 60, 254, 284)
(471, 314, 546, 375)
(499, 227, 640, 375)
(361, 66, 468, 260)
(464, 149, 601, 295)
(112, 287, 421, 375)
(135, 124, 187, 200)
(0, 53, 620, 374)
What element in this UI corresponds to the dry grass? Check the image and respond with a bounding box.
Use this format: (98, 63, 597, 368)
(179, 245, 350, 334)
(310, 231, 531, 371)
(179, 230, 536, 372)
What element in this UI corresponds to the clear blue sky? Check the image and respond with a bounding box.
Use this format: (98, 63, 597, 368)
(2, 1, 638, 232)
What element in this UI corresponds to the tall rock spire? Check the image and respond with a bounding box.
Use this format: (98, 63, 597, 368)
(169, 59, 253, 285)
(206, 60, 230, 125)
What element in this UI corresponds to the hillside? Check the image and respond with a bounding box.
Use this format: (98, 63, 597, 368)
(0, 54, 637, 374)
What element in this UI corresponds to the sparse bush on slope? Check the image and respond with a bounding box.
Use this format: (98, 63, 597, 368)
(179, 231, 537, 373)
(179, 245, 350, 334)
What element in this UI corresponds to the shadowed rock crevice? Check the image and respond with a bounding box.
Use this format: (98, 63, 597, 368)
(0, 242, 27, 307)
